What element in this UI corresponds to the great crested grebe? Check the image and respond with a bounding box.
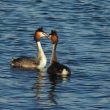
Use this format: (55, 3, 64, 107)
(11, 27, 48, 70)
(47, 30, 71, 77)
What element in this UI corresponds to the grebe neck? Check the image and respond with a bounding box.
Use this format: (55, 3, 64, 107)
(35, 41, 47, 69)
(50, 43, 58, 64)
(36, 41, 44, 54)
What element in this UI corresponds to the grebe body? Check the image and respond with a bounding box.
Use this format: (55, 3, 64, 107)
(11, 28, 47, 70)
(47, 30, 71, 77)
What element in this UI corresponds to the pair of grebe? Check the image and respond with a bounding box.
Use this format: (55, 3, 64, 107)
(11, 28, 71, 77)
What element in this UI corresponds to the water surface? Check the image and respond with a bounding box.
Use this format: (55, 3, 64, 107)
(0, 0, 110, 110)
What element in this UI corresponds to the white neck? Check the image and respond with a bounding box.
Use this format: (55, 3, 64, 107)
(36, 41, 47, 69)
(50, 44, 58, 64)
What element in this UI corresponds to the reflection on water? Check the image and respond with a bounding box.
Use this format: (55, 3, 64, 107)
(34, 72, 47, 104)
(34, 71, 70, 106)
(35, 73, 44, 102)
(48, 83, 58, 105)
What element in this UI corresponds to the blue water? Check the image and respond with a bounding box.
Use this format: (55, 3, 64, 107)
(0, 0, 110, 110)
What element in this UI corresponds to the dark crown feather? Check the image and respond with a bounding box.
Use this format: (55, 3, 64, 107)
(51, 30, 57, 35)
(36, 27, 44, 32)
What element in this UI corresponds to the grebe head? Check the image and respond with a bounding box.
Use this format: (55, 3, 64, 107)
(48, 30, 58, 44)
(34, 27, 48, 41)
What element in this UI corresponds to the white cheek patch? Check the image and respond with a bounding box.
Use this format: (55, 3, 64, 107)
(62, 69, 68, 77)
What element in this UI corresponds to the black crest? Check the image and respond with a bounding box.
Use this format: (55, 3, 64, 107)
(34, 27, 44, 41)
(36, 27, 44, 32)
(51, 30, 57, 35)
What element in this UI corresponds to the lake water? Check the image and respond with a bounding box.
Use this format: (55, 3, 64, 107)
(0, 0, 110, 110)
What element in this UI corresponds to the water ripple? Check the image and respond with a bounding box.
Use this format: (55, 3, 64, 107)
(0, 0, 110, 110)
